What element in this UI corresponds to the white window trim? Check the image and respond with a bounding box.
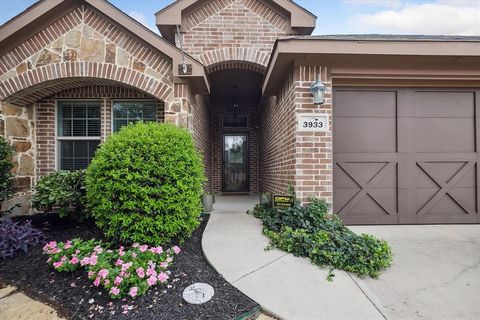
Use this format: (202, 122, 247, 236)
(55, 100, 102, 170)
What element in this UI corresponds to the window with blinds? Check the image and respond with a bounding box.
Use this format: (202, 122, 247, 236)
(57, 101, 101, 170)
(112, 101, 157, 132)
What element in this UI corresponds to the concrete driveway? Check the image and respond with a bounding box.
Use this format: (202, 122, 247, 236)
(202, 196, 480, 320)
(349, 225, 480, 320)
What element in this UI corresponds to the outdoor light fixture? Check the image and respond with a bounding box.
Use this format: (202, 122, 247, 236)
(309, 76, 326, 105)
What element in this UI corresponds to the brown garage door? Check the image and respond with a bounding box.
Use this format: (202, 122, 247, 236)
(333, 89, 480, 224)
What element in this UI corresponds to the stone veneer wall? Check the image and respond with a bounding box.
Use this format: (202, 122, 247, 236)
(0, 102, 35, 215)
(0, 5, 175, 109)
(211, 102, 259, 194)
(179, 0, 291, 69)
(260, 65, 333, 205)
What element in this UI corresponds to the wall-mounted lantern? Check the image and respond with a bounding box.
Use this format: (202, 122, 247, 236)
(309, 76, 326, 105)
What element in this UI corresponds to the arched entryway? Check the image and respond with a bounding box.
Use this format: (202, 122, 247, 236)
(207, 61, 264, 194)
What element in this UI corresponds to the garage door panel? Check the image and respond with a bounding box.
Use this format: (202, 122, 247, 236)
(333, 188, 360, 213)
(415, 162, 476, 188)
(334, 90, 396, 117)
(334, 88, 479, 225)
(414, 91, 475, 118)
(335, 117, 396, 153)
(337, 192, 398, 224)
(414, 118, 475, 152)
(415, 188, 476, 214)
(336, 162, 397, 187)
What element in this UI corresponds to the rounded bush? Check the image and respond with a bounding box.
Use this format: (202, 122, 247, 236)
(0, 136, 14, 203)
(86, 122, 205, 245)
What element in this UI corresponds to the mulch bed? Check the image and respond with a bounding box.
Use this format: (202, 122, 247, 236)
(0, 214, 259, 320)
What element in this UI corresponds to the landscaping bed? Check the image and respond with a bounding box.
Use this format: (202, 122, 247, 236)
(0, 214, 258, 320)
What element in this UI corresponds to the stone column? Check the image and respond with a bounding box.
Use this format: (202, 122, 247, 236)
(168, 83, 194, 130)
(0, 101, 35, 215)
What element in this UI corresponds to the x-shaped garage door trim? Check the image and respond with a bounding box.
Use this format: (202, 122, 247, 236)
(416, 161, 476, 215)
(336, 162, 397, 216)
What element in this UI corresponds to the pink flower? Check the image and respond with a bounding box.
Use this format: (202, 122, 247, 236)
(115, 259, 123, 266)
(104, 279, 110, 286)
(98, 269, 109, 278)
(160, 262, 168, 268)
(157, 272, 169, 283)
(89, 254, 98, 266)
(75, 249, 80, 254)
(93, 277, 101, 287)
(114, 276, 123, 285)
(173, 246, 181, 255)
(110, 286, 120, 295)
(136, 267, 145, 278)
(166, 257, 173, 263)
(94, 245, 103, 253)
(132, 252, 137, 258)
(88, 271, 94, 277)
(132, 243, 139, 248)
(53, 261, 63, 268)
(119, 251, 125, 256)
(146, 267, 157, 277)
(139, 245, 148, 252)
(121, 262, 132, 272)
(64, 242, 72, 249)
(129, 287, 138, 297)
(70, 256, 79, 264)
(147, 276, 157, 286)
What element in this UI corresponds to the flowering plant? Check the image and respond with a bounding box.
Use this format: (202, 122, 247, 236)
(43, 238, 101, 272)
(43, 239, 181, 298)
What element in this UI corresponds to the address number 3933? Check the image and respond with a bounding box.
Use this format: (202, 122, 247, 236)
(297, 114, 329, 132)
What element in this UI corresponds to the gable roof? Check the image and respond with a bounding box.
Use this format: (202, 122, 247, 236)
(0, 0, 209, 93)
(155, 0, 316, 42)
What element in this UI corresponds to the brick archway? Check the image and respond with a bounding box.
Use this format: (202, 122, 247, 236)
(206, 60, 267, 75)
(0, 61, 173, 107)
(197, 48, 270, 73)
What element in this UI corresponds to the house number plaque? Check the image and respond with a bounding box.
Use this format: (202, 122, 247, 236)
(297, 114, 329, 132)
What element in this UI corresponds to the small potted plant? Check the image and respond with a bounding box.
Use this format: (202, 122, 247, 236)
(201, 192, 215, 213)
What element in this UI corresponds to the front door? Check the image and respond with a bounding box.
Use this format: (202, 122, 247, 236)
(223, 135, 248, 192)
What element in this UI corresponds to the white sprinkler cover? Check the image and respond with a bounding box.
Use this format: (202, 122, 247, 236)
(182, 283, 214, 304)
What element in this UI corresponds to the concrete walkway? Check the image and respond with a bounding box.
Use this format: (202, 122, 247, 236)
(202, 196, 480, 320)
(0, 286, 64, 320)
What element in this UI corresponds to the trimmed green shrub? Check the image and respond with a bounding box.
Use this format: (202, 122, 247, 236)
(0, 136, 14, 203)
(250, 197, 393, 279)
(32, 170, 87, 220)
(86, 122, 205, 245)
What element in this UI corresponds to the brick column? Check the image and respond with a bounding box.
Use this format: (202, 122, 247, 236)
(293, 65, 333, 206)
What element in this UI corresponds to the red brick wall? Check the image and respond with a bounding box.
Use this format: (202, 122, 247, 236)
(35, 100, 56, 178)
(180, 0, 290, 68)
(192, 94, 212, 192)
(294, 66, 333, 205)
(259, 65, 333, 205)
(211, 102, 259, 194)
(259, 70, 297, 195)
(35, 85, 165, 178)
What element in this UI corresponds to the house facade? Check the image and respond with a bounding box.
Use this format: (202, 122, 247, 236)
(1, 0, 480, 224)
